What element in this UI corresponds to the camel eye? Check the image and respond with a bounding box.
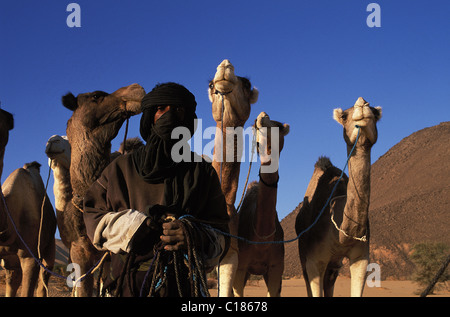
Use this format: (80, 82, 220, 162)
(209, 82, 214, 90)
(341, 113, 348, 121)
(91, 91, 108, 102)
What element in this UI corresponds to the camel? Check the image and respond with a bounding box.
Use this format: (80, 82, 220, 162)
(45, 134, 143, 247)
(0, 108, 14, 179)
(208, 59, 259, 296)
(61, 83, 145, 296)
(233, 112, 289, 297)
(295, 97, 382, 297)
(45, 135, 144, 251)
(0, 161, 56, 296)
(45, 135, 72, 250)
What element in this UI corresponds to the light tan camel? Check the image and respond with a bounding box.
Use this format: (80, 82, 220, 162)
(0, 162, 56, 296)
(295, 97, 382, 297)
(45, 135, 72, 251)
(62, 83, 145, 296)
(208, 59, 259, 296)
(234, 112, 289, 297)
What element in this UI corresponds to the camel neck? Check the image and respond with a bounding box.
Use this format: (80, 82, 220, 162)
(254, 170, 279, 240)
(213, 123, 245, 164)
(52, 163, 73, 212)
(211, 124, 245, 216)
(341, 146, 371, 241)
(70, 138, 111, 198)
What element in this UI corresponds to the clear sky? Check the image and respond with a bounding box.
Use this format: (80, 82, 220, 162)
(1, 1, 449, 239)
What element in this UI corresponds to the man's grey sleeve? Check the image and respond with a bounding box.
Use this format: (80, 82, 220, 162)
(92, 209, 147, 254)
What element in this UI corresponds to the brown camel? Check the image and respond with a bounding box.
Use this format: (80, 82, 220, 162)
(295, 97, 382, 297)
(0, 108, 14, 179)
(234, 112, 289, 297)
(208, 59, 259, 296)
(45, 135, 144, 251)
(46, 134, 143, 295)
(62, 83, 145, 296)
(0, 107, 14, 296)
(0, 162, 56, 297)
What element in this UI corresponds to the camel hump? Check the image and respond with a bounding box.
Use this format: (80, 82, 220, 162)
(315, 156, 333, 171)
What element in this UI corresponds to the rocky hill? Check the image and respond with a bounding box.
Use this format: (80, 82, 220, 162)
(281, 122, 450, 280)
(55, 239, 69, 266)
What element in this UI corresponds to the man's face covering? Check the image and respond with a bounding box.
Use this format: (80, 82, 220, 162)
(153, 108, 183, 141)
(139, 83, 197, 142)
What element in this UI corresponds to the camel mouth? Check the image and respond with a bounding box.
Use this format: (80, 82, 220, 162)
(213, 80, 235, 95)
(119, 84, 146, 115)
(350, 122, 377, 144)
(124, 102, 142, 116)
(45, 150, 65, 159)
(352, 118, 371, 127)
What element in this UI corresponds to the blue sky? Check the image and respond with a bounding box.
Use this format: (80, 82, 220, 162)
(1, 1, 449, 239)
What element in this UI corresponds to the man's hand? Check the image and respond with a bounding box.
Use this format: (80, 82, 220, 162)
(160, 220, 186, 251)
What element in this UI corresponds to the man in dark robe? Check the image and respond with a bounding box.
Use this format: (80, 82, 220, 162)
(83, 82, 229, 297)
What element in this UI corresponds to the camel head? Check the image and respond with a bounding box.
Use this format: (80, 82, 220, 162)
(45, 135, 71, 171)
(62, 83, 145, 147)
(23, 161, 42, 173)
(208, 59, 259, 127)
(0, 108, 14, 179)
(254, 112, 290, 169)
(119, 137, 144, 154)
(333, 97, 382, 148)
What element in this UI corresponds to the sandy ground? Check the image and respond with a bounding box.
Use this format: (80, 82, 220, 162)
(209, 277, 449, 297)
(1, 271, 448, 297)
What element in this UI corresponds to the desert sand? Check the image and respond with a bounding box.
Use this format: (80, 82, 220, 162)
(209, 278, 449, 297)
(1, 272, 448, 297)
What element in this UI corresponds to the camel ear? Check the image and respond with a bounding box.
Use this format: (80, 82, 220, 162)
(374, 106, 382, 121)
(208, 88, 214, 103)
(333, 108, 345, 126)
(249, 87, 259, 104)
(281, 123, 290, 136)
(62, 93, 78, 111)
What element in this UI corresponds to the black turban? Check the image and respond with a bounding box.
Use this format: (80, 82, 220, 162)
(139, 82, 197, 141)
(141, 82, 197, 111)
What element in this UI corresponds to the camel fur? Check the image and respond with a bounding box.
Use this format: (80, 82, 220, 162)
(295, 97, 382, 297)
(234, 112, 289, 297)
(45, 135, 72, 251)
(0, 108, 14, 179)
(0, 162, 56, 297)
(208, 59, 259, 296)
(61, 83, 145, 296)
(45, 135, 144, 252)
